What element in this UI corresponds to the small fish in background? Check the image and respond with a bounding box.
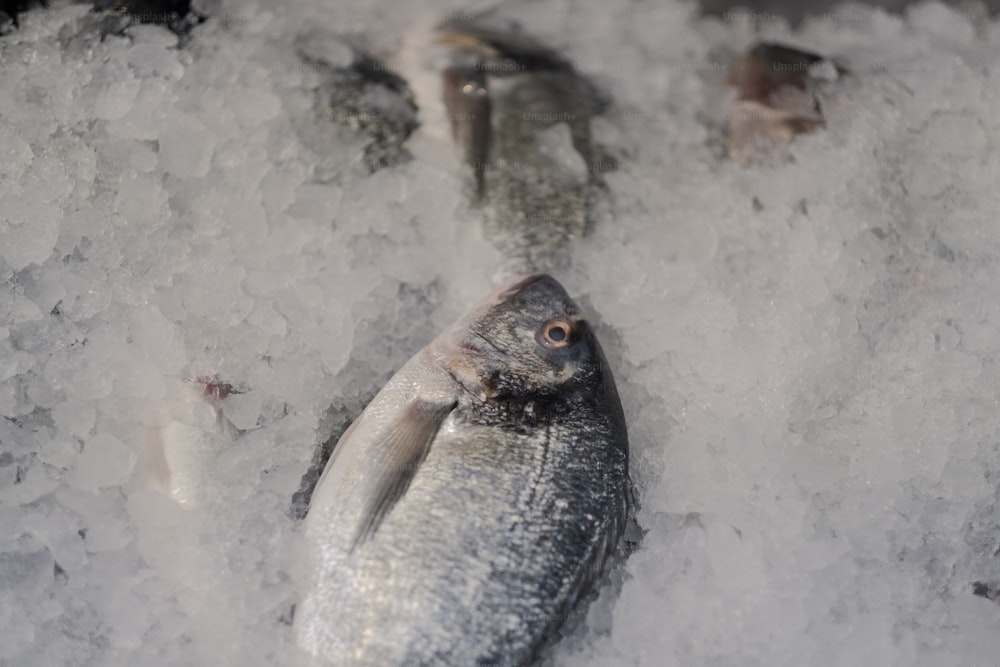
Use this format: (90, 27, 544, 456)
(297, 31, 419, 175)
(295, 274, 635, 667)
(435, 13, 618, 277)
(727, 42, 845, 164)
(130, 374, 247, 507)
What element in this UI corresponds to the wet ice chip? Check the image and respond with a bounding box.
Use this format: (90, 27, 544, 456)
(0, 339, 33, 382)
(157, 113, 216, 177)
(29, 503, 88, 572)
(52, 400, 96, 438)
(223, 391, 264, 431)
(95, 79, 142, 121)
(0, 547, 55, 599)
(0, 196, 59, 270)
(39, 437, 80, 470)
(0, 122, 34, 178)
(74, 434, 135, 492)
(126, 43, 184, 80)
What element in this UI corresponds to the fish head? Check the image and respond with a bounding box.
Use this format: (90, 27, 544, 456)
(435, 274, 606, 399)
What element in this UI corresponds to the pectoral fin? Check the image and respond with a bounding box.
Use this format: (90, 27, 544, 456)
(351, 398, 457, 549)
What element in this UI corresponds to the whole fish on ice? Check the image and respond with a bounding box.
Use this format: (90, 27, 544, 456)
(295, 274, 633, 666)
(434, 13, 617, 276)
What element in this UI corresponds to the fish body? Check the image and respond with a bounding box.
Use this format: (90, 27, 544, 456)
(435, 16, 615, 275)
(296, 275, 631, 666)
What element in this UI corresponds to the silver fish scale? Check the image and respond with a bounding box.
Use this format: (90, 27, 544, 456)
(297, 275, 632, 666)
(311, 392, 627, 666)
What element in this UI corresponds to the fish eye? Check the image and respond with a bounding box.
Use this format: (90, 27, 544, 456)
(539, 319, 573, 349)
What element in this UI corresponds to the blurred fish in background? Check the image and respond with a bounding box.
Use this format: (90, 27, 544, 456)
(435, 11, 618, 279)
(726, 42, 845, 164)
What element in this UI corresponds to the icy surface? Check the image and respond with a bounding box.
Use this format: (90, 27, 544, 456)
(1, 1, 999, 666)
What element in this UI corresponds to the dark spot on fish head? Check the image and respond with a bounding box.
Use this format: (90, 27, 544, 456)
(467, 274, 601, 393)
